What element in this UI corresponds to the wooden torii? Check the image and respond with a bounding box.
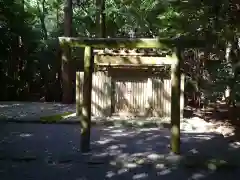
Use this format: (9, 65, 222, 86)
(58, 37, 200, 154)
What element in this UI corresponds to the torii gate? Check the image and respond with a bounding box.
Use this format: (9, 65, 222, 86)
(59, 37, 196, 154)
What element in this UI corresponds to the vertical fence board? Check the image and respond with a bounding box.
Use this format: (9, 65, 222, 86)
(91, 71, 111, 117)
(163, 79, 171, 116)
(181, 74, 185, 118)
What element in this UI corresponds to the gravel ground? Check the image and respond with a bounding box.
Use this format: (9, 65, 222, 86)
(0, 102, 235, 136)
(0, 102, 240, 179)
(0, 102, 76, 120)
(0, 123, 240, 180)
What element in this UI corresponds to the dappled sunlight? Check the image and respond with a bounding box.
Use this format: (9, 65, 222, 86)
(96, 137, 116, 145)
(109, 130, 137, 137)
(19, 133, 33, 138)
(157, 168, 172, 176)
(85, 125, 237, 179)
(189, 173, 206, 180)
(0, 123, 240, 179)
(229, 141, 240, 150)
(0, 101, 239, 179)
(181, 134, 216, 145)
(138, 127, 161, 132)
(133, 173, 148, 179)
(3, 0, 240, 178)
(0, 103, 22, 108)
(0, 102, 76, 120)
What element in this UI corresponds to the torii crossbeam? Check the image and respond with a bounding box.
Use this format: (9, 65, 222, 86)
(59, 37, 187, 154)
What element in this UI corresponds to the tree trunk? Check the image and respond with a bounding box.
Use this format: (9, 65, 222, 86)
(227, 38, 239, 108)
(62, 0, 74, 104)
(96, 0, 106, 37)
(56, 0, 60, 28)
(37, 0, 48, 40)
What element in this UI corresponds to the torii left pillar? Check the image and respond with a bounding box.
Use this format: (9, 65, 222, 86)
(80, 46, 94, 152)
(170, 47, 182, 154)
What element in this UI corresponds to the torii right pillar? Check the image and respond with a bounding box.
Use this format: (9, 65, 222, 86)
(170, 47, 182, 154)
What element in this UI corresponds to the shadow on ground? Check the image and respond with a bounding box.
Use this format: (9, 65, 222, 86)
(0, 123, 240, 180)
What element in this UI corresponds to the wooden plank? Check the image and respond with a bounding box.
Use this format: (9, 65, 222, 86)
(81, 46, 94, 153)
(170, 48, 181, 154)
(163, 79, 171, 116)
(91, 71, 111, 116)
(180, 74, 185, 118)
(111, 77, 115, 115)
(93, 50, 169, 56)
(96, 63, 170, 67)
(59, 37, 174, 49)
(152, 77, 162, 117)
(95, 55, 176, 65)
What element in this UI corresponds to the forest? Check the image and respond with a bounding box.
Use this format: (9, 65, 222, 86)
(1, 0, 240, 112)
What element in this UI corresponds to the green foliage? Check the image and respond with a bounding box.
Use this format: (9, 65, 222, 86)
(1, 0, 240, 104)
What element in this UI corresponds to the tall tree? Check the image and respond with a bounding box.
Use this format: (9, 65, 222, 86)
(62, 0, 74, 103)
(96, 0, 106, 37)
(36, 0, 48, 40)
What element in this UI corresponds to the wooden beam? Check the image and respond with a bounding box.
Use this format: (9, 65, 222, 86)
(93, 50, 169, 56)
(59, 37, 206, 49)
(81, 46, 94, 153)
(170, 48, 181, 154)
(59, 37, 174, 49)
(95, 55, 177, 65)
(95, 63, 170, 67)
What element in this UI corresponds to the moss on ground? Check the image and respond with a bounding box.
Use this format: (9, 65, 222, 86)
(40, 112, 74, 123)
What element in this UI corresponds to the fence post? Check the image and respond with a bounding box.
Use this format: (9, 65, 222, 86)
(170, 47, 181, 154)
(81, 46, 94, 152)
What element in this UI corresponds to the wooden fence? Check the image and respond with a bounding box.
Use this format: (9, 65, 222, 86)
(76, 67, 184, 117)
